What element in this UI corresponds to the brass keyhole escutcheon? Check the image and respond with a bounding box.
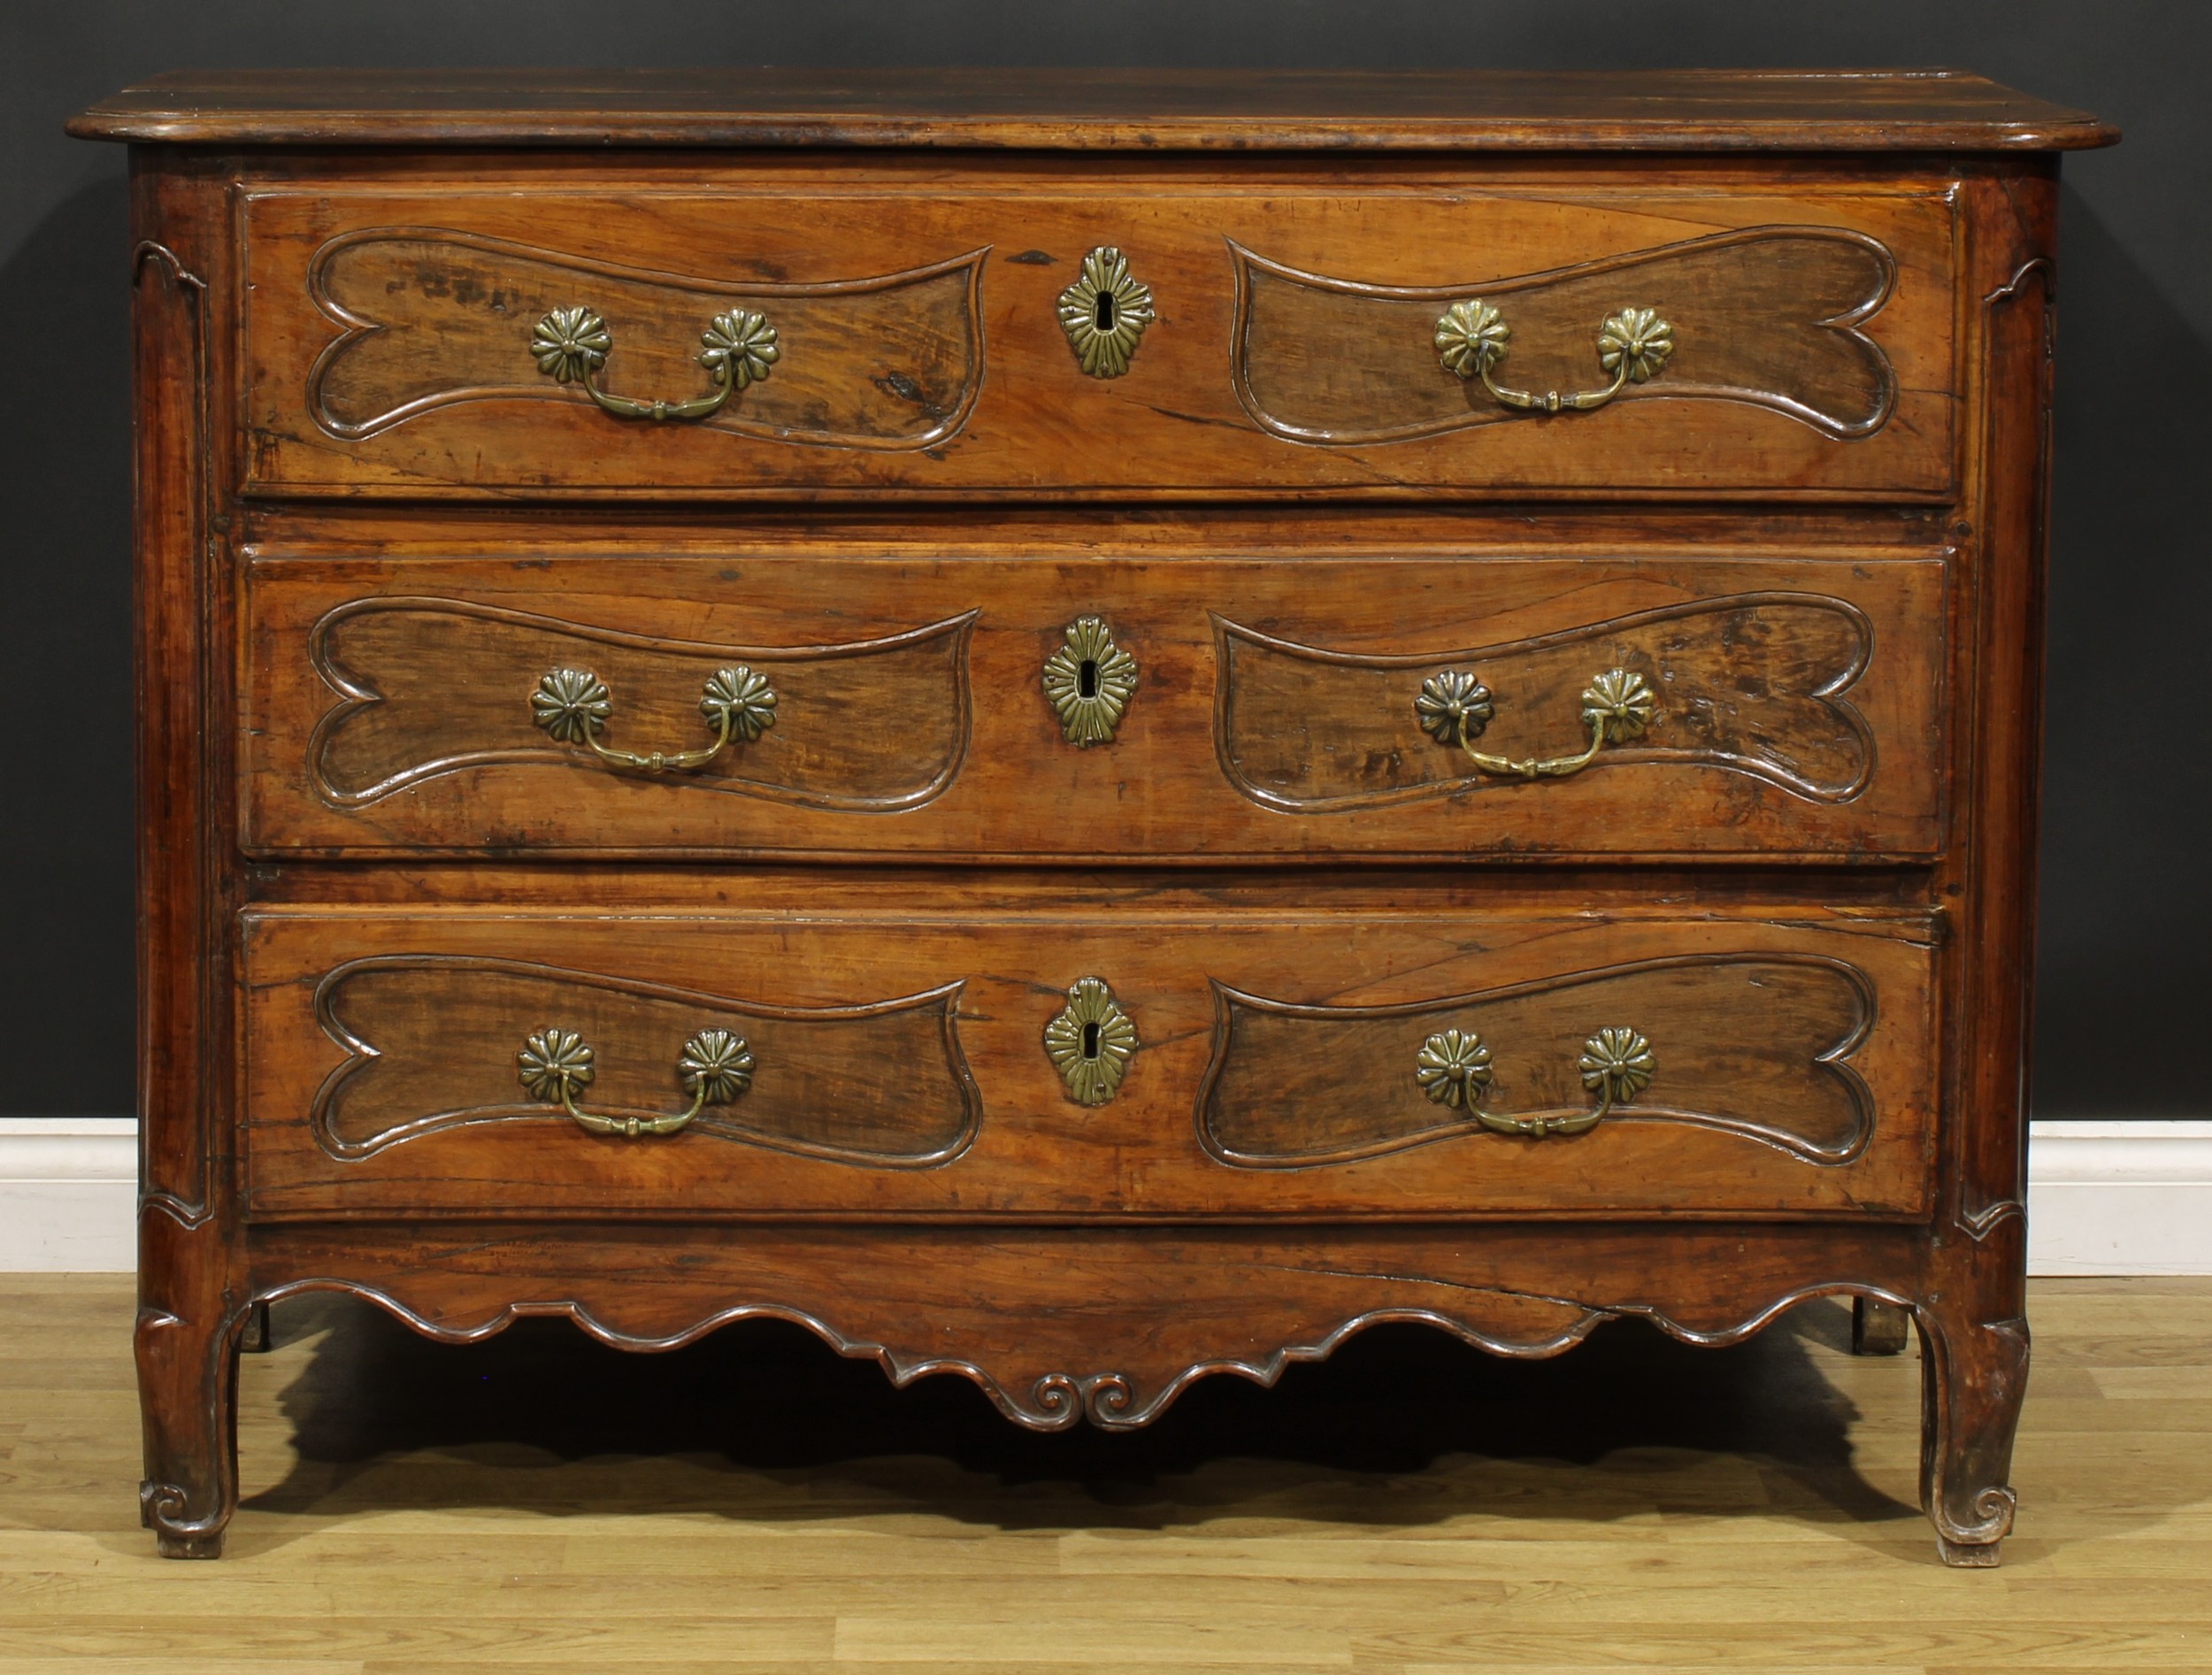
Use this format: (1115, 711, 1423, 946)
(1043, 617, 1138, 746)
(1046, 978, 1137, 1107)
(1057, 247, 1154, 378)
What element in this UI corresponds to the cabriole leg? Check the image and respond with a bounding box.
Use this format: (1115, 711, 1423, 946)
(1916, 1296, 2029, 1567)
(135, 1210, 242, 1559)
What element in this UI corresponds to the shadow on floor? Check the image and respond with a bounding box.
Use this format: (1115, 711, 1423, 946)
(237, 1292, 1922, 1546)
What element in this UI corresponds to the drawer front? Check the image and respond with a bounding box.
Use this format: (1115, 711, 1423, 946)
(242, 907, 1939, 1218)
(242, 549, 1949, 860)
(241, 171, 1956, 498)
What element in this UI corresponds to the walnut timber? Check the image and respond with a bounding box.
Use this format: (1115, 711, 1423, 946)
(74, 67, 2112, 1565)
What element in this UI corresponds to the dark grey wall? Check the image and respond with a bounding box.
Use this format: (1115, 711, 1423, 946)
(2, 2, 2202, 1117)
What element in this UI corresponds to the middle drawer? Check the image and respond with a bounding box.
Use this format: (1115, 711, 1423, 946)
(242, 548, 1948, 861)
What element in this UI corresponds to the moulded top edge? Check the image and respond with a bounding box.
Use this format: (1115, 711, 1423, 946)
(67, 67, 2120, 152)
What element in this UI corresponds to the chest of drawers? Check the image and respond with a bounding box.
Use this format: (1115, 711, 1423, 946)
(71, 67, 2115, 1563)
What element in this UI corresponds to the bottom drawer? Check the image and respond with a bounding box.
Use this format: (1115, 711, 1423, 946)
(241, 903, 1939, 1219)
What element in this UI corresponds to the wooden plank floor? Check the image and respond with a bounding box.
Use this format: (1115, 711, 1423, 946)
(1, 1276, 2207, 1672)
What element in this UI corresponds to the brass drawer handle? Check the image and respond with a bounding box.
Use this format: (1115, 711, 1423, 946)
(532, 665, 777, 773)
(531, 304, 779, 421)
(1416, 1026, 1655, 1138)
(1046, 977, 1138, 1106)
(517, 1026, 753, 1138)
(1434, 301, 1674, 415)
(1416, 666, 1655, 780)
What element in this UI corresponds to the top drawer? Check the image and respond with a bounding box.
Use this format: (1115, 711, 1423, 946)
(238, 167, 1957, 500)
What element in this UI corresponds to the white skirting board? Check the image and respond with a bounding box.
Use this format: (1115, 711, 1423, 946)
(3, 1117, 2208, 1275)
(2025, 1120, 2212, 1275)
(0, 1118, 140, 1272)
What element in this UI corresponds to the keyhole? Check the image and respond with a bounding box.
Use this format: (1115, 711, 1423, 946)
(1078, 657, 1100, 699)
(1081, 1021, 1102, 1059)
(1094, 292, 1117, 334)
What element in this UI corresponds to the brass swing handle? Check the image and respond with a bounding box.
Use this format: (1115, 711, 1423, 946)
(531, 665, 777, 774)
(531, 304, 778, 422)
(517, 1026, 754, 1139)
(1416, 667, 1656, 780)
(1415, 1026, 1655, 1139)
(1435, 301, 1674, 415)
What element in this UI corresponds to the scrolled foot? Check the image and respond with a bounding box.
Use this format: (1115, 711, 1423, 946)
(135, 1295, 243, 1561)
(1917, 1305, 2028, 1565)
(155, 1527, 226, 1560)
(140, 1479, 232, 1561)
(1935, 1533, 2002, 1568)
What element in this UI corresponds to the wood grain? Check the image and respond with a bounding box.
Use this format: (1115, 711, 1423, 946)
(311, 957, 978, 1164)
(1217, 588, 1893, 812)
(305, 595, 974, 812)
(236, 168, 1959, 498)
(242, 548, 1949, 860)
(1200, 951, 1878, 1167)
(78, 81, 2099, 1563)
(1233, 227, 1900, 443)
(65, 66, 2123, 150)
(4, 1275, 2204, 1669)
(308, 231, 983, 447)
(235, 905, 1939, 1220)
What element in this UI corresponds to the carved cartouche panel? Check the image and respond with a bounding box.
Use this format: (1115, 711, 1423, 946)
(1231, 227, 1897, 444)
(309, 597, 974, 809)
(1200, 953, 1874, 1168)
(1216, 591, 1875, 811)
(307, 229, 985, 447)
(309, 957, 979, 1164)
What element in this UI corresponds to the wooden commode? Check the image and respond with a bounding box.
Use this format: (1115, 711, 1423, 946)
(69, 68, 2116, 1563)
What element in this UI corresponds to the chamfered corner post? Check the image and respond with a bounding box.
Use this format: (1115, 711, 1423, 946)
(128, 150, 246, 1558)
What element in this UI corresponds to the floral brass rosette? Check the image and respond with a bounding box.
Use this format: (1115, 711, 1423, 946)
(530, 668, 613, 744)
(701, 665, 780, 743)
(1416, 1028, 1494, 1110)
(1415, 669, 1496, 746)
(698, 308, 780, 391)
(1578, 1027, 1656, 1104)
(678, 1028, 756, 1104)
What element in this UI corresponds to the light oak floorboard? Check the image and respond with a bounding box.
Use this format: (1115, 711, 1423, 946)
(0, 1275, 2207, 1671)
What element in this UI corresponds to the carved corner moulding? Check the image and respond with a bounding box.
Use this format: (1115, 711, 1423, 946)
(1228, 225, 1900, 446)
(1212, 591, 1878, 813)
(1943, 250, 2060, 1252)
(130, 240, 216, 1231)
(301, 227, 988, 449)
(306, 956, 981, 1166)
(1195, 952, 1878, 1171)
(305, 596, 977, 811)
